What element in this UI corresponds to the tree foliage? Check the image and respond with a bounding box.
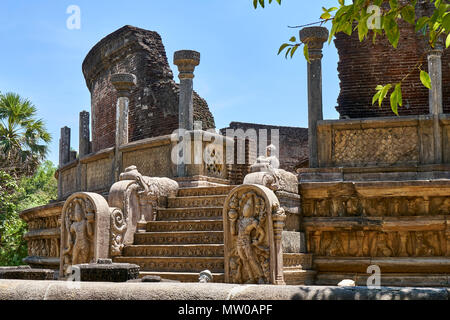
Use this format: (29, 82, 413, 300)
(0, 161, 57, 266)
(253, 0, 450, 115)
(0, 92, 52, 178)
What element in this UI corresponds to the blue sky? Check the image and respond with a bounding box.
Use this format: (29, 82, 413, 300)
(0, 0, 341, 165)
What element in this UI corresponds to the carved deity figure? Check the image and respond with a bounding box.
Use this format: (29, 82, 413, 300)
(229, 193, 268, 284)
(63, 200, 94, 267)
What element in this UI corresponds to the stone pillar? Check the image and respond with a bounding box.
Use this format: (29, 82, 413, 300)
(59, 126, 71, 166)
(173, 50, 200, 177)
(428, 40, 444, 164)
(300, 27, 329, 168)
(79, 111, 90, 157)
(111, 73, 137, 181)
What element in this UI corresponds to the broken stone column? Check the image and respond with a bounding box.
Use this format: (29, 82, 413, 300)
(110, 73, 137, 181)
(173, 50, 200, 177)
(59, 126, 71, 167)
(300, 27, 328, 168)
(428, 39, 444, 164)
(79, 111, 90, 157)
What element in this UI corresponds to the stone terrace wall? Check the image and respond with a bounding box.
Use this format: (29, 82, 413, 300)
(220, 122, 308, 173)
(82, 25, 215, 152)
(335, 18, 449, 118)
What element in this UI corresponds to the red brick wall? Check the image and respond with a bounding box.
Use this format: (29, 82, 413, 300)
(335, 20, 449, 118)
(82, 25, 215, 152)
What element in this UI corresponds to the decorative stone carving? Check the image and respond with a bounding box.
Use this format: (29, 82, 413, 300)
(59, 192, 111, 277)
(243, 145, 300, 231)
(108, 166, 179, 245)
(244, 145, 298, 194)
(302, 195, 450, 218)
(223, 184, 285, 284)
(110, 207, 127, 257)
(333, 126, 420, 166)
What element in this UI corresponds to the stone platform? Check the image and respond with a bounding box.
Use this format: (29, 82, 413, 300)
(1, 280, 449, 300)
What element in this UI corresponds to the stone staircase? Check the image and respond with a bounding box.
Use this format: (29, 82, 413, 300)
(114, 185, 315, 284)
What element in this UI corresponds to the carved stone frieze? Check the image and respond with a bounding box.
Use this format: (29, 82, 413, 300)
(302, 196, 450, 217)
(307, 230, 449, 257)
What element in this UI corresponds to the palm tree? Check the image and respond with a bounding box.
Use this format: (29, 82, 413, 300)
(0, 92, 51, 178)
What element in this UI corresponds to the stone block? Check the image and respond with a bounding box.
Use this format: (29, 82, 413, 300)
(74, 261, 140, 282)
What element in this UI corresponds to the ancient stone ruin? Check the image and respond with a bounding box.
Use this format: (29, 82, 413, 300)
(17, 18, 449, 287)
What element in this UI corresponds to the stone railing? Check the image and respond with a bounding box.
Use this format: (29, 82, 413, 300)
(19, 202, 64, 269)
(316, 114, 450, 168)
(56, 131, 255, 200)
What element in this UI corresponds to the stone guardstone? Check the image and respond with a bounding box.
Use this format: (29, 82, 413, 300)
(74, 259, 140, 282)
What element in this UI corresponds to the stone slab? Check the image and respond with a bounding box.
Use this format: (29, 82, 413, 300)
(0, 267, 55, 280)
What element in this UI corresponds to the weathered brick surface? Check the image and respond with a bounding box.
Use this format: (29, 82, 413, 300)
(335, 16, 449, 118)
(82, 25, 215, 153)
(220, 122, 308, 173)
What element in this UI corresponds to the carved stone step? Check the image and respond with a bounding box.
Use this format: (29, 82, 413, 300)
(156, 207, 223, 220)
(314, 257, 450, 273)
(177, 186, 235, 197)
(134, 231, 224, 245)
(283, 253, 314, 270)
(146, 220, 223, 232)
(113, 256, 224, 273)
(123, 244, 224, 257)
(283, 270, 317, 285)
(138, 271, 225, 283)
(168, 195, 226, 208)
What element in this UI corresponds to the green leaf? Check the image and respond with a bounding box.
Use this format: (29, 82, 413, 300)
(395, 83, 403, 107)
(284, 47, 292, 59)
(321, 12, 332, 20)
(415, 17, 429, 32)
(278, 43, 289, 55)
(390, 91, 399, 115)
(303, 43, 310, 63)
(358, 18, 369, 42)
(379, 84, 393, 107)
(372, 90, 382, 105)
(443, 12, 450, 31)
(446, 33, 450, 48)
(289, 36, 296, 42)
(401, 5, 416, 24)
(420, 70, 432, 89)
(339, 0, 345, 6)
(290, 44, 298, 58)
(253, 0, 258, 9)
